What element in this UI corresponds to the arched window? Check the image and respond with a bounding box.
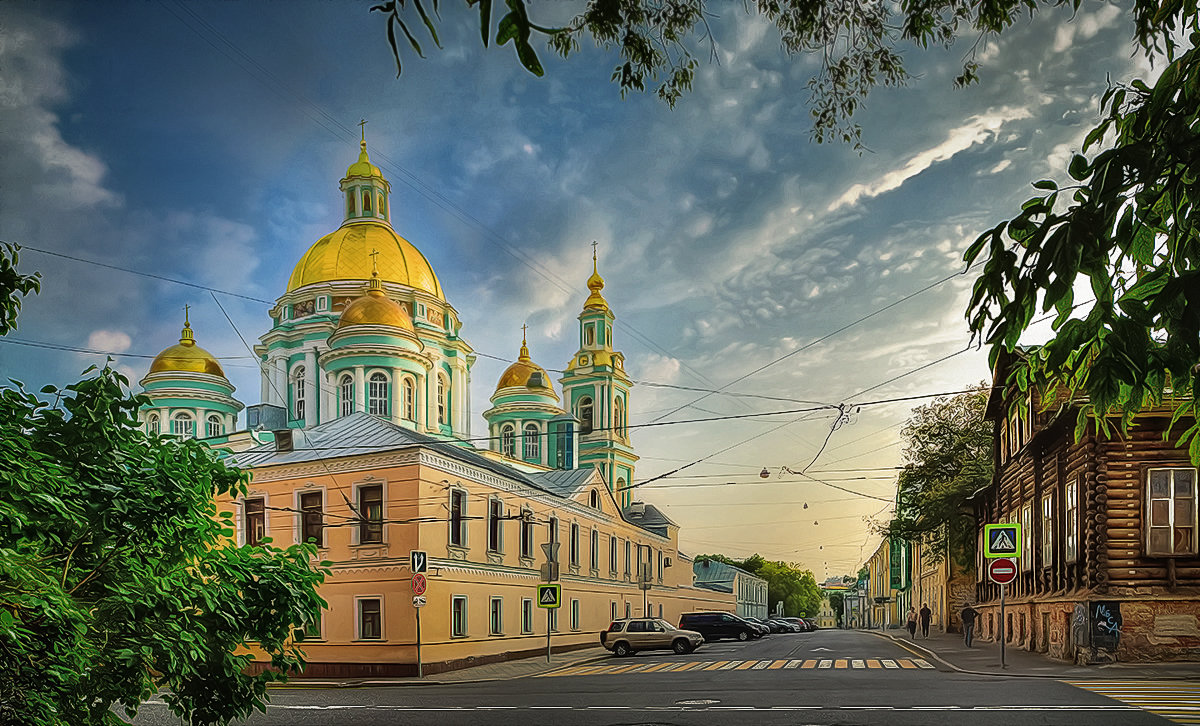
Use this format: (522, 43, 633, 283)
(207, 414, 223, 438)
(614, 398, 625, 437)
(437, 375, 448, 425)
(378, 191, 387, 220)
(590, 490, 599, 509)
(584, 325, 595, 346)
(171, 412, 194, 438)
(291, 366, 306, 422)
(146, 413, 160, 435)
(339, 374, 354, 417)
(402, 377, 415, 420)
(523, 423, 540, 460)
(347, 190, 356, 217)
(362, 190, 372, 213)
(368, 372, 389, 417)
(500, 423, 516, 457)
(577, 396, 594, 435)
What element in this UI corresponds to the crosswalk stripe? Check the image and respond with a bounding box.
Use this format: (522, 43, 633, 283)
(882, 659, 899, 669)
(834, 659, 848, 669)
(752, 661, 771, 670)
(818, 659, 833, 669)
(914, 659, 935, 669)
(866, 659, 881, 669)
(785, 659, 803, 669)
(703, 660, 729, 671)
(1067, 680, 1200, 725)
(899, 660, 917, 669)
(802, 659, 818, 669)
(735, 660, 758, 670)
(672, 662, 703, 671)
(768, 660, 787, 670)
(642, 663, 674, 672)
(719, 660, 744, 670)
(851, 659, 865, 669)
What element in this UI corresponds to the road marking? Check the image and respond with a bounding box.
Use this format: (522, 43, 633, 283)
(625, 663, 654, 673)
(734, 660, 758, 670)
(768, 660, 787, 670)
(1067, 681, 1200, 725)
(673, 661, 704, 671)
(784, 659, 803, 668)
(641, 663, 674, 672)
(703, 660, 730, 671)
(802, 659, 818, 668)
(751, 660, 771, 670)
(818, 659, 833, 669)
(719, 660, 745, 670)
(881, 659, 899, 668)
(914, 659, 935, 669)
(899, 659, 917, 669)
(851, 659, 865, 669)
(834, 659, 848, 669)
(866, 659, 881, 668)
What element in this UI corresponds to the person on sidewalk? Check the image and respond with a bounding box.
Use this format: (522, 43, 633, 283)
(905, 606, 918, 639)
(919, 603, 932, 638)
(960, 602, 978, 647)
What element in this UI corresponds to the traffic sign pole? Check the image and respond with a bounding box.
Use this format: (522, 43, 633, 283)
(416, 606, 423, 678)
(999, 583, 1006, 670)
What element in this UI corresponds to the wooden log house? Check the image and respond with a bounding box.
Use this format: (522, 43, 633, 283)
(973, 352, 1200, 663)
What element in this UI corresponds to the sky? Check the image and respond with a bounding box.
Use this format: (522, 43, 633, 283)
(0, 0, 1156, 578)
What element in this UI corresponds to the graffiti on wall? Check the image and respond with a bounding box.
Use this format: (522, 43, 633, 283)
(1091, 601, 1123, 650)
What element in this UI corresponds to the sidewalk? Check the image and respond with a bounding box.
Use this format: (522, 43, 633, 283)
(274, 645, 611, 688)
(866, 628, 1200, 680)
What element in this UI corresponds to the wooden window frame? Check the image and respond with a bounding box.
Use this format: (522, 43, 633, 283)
(448, 489, 468, 548)
(299, 490, 324, 548)
(451, 595, 468, 638)
(357, 483, 384, 545)
(1145, 465, 1198, 557)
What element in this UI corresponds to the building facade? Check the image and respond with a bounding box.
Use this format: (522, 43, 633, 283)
(692, 559, 769, 620)
(974, 352, 1200, 663)
(138, 141, 737, 675)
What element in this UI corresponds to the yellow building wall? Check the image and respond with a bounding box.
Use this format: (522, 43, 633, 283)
(226, 447, 735, 676)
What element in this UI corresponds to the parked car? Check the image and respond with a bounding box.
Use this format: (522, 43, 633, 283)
(803, 618, 819, 631)
(601, 618, 704, 657)
(782, 617, 811, 632)
(678, 611, 761, 642)
(767, 618, 799, 633)
(743, 616, 774, 635)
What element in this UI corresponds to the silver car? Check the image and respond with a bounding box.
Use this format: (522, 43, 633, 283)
(600, 618, 704, 656)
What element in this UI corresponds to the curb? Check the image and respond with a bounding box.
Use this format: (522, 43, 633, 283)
(268, 653, 614, 689)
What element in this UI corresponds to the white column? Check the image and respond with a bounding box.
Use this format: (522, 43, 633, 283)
(272, 356, 288, 407)
(260, 358, 270, 403)
(321, 371, 334, 424)
(303, 349, 317, 429)
(463, 368, 472, 439)
(391, 367, 404, 426)
(425, 354, 441, 431)
(194, 408, 204, 438)
(354, 366, 366, 414)
(451, 361, 466, 436)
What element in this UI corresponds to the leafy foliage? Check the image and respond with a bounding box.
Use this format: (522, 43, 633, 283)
(0, 247, 327, 726)
(0, 243, 40, 335)
(827, 591, 844, 626)
(694, 553, 821, 616)
(965, 31, 1200, 461)
(881, 387, 992, 568)
(373, 0, 1196, 145)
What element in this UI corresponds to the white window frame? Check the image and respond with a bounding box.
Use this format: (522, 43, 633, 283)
(146, 412, 160, 435)
(171, 412, 194, 438)
(402, 377, 416, 421)
(1040, 492, 1053, 566)
(1064, 477, 1079, 563)
(523, 422, 540, 460)
(316, 295, 328, 312)
(291, 364, 306, 422)
(437, 374, 448, 425)
(367, 370, 390, 417)
(339, 374, 354, 417)
(489, 597, 503, 636)
(296, 487, 326, 549)
(520, 507, 534, 559)
(570, 599, 580, 631)
(355, 596, 384, 641)
(451, 595, 468, 638)
(1020, 503, 1033, 571)
(487, 497, 504, 553)
(577, 396, 594, 435)
(500, 423, 516, 457)
(355, 480, 385, 545)
(1146, 467, 1199, 557)
(206, 414, 223, 439)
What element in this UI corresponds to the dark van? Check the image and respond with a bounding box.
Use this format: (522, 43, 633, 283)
(678, 611, 759, 642)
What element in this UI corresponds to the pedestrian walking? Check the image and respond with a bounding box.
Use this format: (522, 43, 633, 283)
(905, 606, 918, 639)
(960, 602, 978, 647)
(919, 603, 932, 638)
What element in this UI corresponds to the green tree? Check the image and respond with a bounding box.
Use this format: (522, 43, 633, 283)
(965, 33, 1200, 462)
(0, 248, 327, 726)
(882, 387, 992, 568)
(696, 553, 821, 616)
(372, 0, 1193, 145)
(827, 591, 844, 626)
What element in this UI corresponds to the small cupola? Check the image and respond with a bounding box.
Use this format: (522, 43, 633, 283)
(340, 134, 391, 225)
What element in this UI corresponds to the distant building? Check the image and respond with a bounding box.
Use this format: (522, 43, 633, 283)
(692, 559, 769, 620)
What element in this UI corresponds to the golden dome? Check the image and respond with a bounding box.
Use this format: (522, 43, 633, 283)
(337, 271, 415, 331)
(286, 222, 444, 299)
(495, 329, 556, 394)
(345, 139, 383, 179)
(584, 246, 609, 311)
(149, 319, 226, 377)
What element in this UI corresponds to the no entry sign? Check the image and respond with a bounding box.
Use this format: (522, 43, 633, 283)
(411, 573, 427, 595)
(988, 557, 1018, 585)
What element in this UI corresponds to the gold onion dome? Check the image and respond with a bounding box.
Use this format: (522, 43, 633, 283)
(345, 139, 383, 178)
(338, 270, 415, 331)
(149, 317, 226, 377)
(584, 248, 609, 311)
(495, 329, 555, 393)
(286, 223, 444, 299)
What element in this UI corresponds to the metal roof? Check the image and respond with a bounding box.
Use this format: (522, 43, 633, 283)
(693, 558, 764, 586)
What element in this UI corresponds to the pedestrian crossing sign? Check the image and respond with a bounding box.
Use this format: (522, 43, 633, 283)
(984, 523, 1021, 558)
(537, 583, 561, 609)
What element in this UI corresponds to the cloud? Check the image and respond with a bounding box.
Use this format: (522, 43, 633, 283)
(1052, 3, 1123, 53)
(828, 107, 1033, 212)
(87, 329, 132, 353)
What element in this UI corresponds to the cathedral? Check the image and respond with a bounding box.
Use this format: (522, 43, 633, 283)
(139, 138, 638, 506)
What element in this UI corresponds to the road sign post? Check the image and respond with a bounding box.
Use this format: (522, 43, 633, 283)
(987, 557, 1018, 670)
(537, 584, 561, 663)
(999, 583, 1006, 669)
(410, 551, 427, 678)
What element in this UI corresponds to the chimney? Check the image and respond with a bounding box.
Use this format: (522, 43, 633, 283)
(273, 429, 294, 453)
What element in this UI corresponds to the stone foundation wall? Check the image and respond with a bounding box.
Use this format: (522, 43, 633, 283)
(1117, 599, 1200, 662)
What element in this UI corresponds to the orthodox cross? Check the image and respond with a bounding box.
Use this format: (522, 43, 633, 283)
(369, 248, 380, 274)
(521, 323, 528, 344)
(359, 119, 368, 142)
(183, 304, 191, 326)
(592, 240, 598, 261)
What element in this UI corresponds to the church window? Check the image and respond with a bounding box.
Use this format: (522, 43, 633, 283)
(378, 191, 387, 220)
(577, 396, 594, 435)
(206, 415, 223, 438)
(292, 366, 306, 422)
(523, 423, 540, 460)
(368, 372, 390, 417)
(584, 324, 595, 347)
(316, 296, 328, 312)
(362, 190, 372, 213)
(339, 374, 354, 417)
(171, 412, 194, 438)
(500, 424, 516, 457)
(347, 190, 356, 217)
(437, 375, 448, 425)
(402, 377, 415, 420)
(614, 398, 625, 438)
(146, 413, 160, 435)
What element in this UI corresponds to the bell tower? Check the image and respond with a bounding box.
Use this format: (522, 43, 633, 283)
(559, 245, 638, 506)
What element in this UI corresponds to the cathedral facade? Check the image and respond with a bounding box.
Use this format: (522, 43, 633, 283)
(137, 142, 732, 675)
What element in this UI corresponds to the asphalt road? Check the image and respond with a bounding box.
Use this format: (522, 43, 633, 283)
(130, 629, 1177, 725)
